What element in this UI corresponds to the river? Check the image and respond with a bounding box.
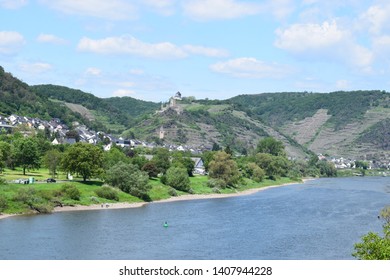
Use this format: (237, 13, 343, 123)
(0, 177, 389, 260)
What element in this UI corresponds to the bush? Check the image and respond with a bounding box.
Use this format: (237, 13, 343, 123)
(160, 174, 167, 185)
(212, 187, 221, 194)
(95, 186, 119, 201)
(207, 178, 227, 189)
(0, 177, 7, 185)
(168, 187, 178, 197)
(13, 187, 54, 213)
(90, 196, 100, 203)
(105, 162, 151, 199)
(32, 202, 54, 214)
(166, 167, 190, 192)
(61, 183, 81, 201)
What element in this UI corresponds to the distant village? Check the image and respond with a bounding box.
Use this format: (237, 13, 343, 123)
(0, 113, 209, 155)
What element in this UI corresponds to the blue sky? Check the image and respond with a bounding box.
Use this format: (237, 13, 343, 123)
(1, 0, 390, 102)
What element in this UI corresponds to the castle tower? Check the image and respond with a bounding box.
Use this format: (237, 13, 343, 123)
(159, 126, 165, 139)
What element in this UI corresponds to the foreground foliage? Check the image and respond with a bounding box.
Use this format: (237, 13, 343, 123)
(353, 206, 390, 260)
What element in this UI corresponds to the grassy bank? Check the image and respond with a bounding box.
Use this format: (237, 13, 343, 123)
(0, 167, 301, 216)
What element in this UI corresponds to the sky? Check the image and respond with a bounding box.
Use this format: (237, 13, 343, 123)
(1, 0, 390, 102)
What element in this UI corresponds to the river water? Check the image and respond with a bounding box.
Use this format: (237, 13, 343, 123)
(0, 177, 389, 260)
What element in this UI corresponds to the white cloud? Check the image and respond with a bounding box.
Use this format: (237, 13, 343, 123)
(210, 57, 292, 79)
(19, 62, 53, 74)
(130, 69, 144, 75)
(39, 0, 137, 20)
(85, 67, 101, 76)
(182, 0, 263, 21)
(117, 81, 136, 87)
(77, 35, 229, 59)
(336, 79, 350, 89)
(360, 4, 390, 35)
(141, 0, 176, 16)
(0, 0, 28, 9)
(0, 31, 25, 55)
(37, 33, 68, 45)
(183, 45, 229, 57)
(113, 89, 136, 97)
(267, 0, 295, 21)
(275, 20, 344, 52)
(275, 20, 373, 70)
(78, 36, 187, 59)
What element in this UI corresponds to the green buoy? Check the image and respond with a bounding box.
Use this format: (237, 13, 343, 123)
(163, 221, 168, 228)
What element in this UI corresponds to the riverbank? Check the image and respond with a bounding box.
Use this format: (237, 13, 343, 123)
(0, 179, 311, 220)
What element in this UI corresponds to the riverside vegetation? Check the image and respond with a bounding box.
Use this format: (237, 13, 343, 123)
(0, 134, 331, 216)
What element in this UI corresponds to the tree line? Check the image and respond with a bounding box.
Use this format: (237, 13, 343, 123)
(0, 129, 338, 201)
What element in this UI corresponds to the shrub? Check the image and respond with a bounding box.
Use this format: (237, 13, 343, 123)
(90, 196, 100, 203)
(166, 167, 190, 192)
(160, 174, 167, 185)
(212, 187, 221, 194)
(0, 177, 7, 185)
(13, 187, 54, 213)
(32, 202, 54, 214)
(61, 183, 81, 201)
(168, 187, 178, 197)
(207, 178, 227, 189)
(105, 162, 151, 199)
(95, 186, 119, 201)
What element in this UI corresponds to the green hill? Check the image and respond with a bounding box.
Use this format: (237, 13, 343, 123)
(2, 65, 390, 161)
(226, 91, 390, 159)
(31, 84, 159, 133)
(0, 66, 84, 125)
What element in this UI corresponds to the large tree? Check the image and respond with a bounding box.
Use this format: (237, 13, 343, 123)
(152, 148, 171, 174)
(105, 162, 151, 200)
(61, 142, 104, 182)
(43, 149, 62, 178)
(256, 137, 286, 157)
(14, 137, 40, 175)
(166, 166, 190, 192)
(208, 151, 240, 188)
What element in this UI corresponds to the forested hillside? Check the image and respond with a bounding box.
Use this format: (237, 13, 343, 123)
(227, 91, 390, 129)
(224, 91, 390, 159)
(31, 84, 159, 132)
(0, 66, 84, 125)
(2, 65, 390, 160)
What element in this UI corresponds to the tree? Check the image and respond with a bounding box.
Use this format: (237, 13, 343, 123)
(43, 149, 62, 178)
(224, 145, 233, 156)
(142, 161, 159, 178)
(61, 142, 104, 182)
(103, 146, 128, 170)
(316, 160, 337, 177)
(14, 137, 40, 175)
(255, 153, 291, 180)
(208, 151, 240, 188)
(246, 162, 266, 182)
(171, 153, 195, 176)
(152, 148, 170, 174)
(212, 142, 221, 151)
(201, 150, 215, 172)
(166, 166, 190, 192)
(256, 137, 286, 156)
(355, 160, 369, 170)
(105, 162, 151, 200)
(0, 141, 14, 170)
(353, 206, 390, 260)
